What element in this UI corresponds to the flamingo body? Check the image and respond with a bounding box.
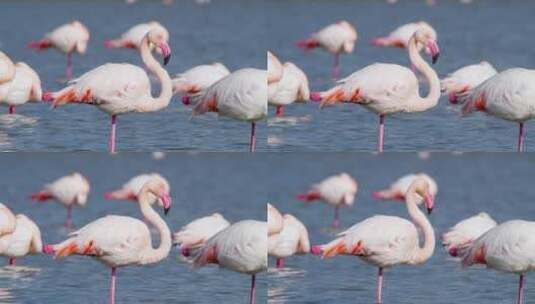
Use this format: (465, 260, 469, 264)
(268, 62, 310, 107)
(0, 204, 16, 239)
(173, 213, 230, 252)
(373, 173, 437, 201)
(0, 52, 15, 86)
(442, 212, 497, 257)
(268, 214, 310, 259)
(299, 20, 357, 55)
(34, 21, 90, 54)
(32, 172, 90, 207)
(0, 214, 43, 260)
(372, 21, 436, 51)
(105, 173, 170, 206)
(441, 61, 497, 103)
(0, 62, 43, 108)
(299, 173, 358, 207)
(106, 21, 169, 51)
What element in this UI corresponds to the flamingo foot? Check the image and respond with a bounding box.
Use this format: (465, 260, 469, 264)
(8, 257, 15, 266)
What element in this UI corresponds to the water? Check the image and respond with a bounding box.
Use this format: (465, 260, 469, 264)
(266, 152, 535, 303)
(0, 153, 267, 303)
(0, 0, 266, 152)
(266, 0, 535, 152)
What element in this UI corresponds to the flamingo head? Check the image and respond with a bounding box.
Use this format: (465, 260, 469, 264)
(147, 28, 171, 66)
(413, 28, 440, 64)
(409, 178, 435, 215)
(142, 180, 172, 215)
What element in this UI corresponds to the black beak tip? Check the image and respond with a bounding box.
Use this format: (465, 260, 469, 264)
(427, 208, 433, 215)
(163, 54, 171, 66)
(432, 53, 440, 64)
(164, 207, 170, 215)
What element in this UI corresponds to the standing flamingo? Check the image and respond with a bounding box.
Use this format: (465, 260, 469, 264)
(268, 212, 310, 269)
(174, 63, 230, 106)
(268, 61, 310, 117)
(462, 220, 535, 304)
(192, 68, 267, 152)
(104, 173, 170, 206)
(0, 214, 43, 266)
(458, 68, 535, 152)
(442, 212, 497, 257)
(194, 220, 267, 304)
(173, 213, 230, 256)
(311, 178, 435, 304)
(372, 172, 437, 201)
(28, 20, 90, 80)
(0, 62, 43, 114)
(30, 172, 90, 228)
(297, 20, 358, 78)
(441, 61, 497, 104)
(371, 21, 436, 52)
(43, 179, 172, 304)
(42, 28, 172, 153)
(297, 173, 358, 229)
(312, 28, 441, 152)
(105, 21, 169, 51)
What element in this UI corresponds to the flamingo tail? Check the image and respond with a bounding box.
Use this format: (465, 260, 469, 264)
(30, 191, 53, 202)
(193, 245, 218, 268)
(28, 39, 52, 50)
(296, 190, 321, 202)
(296, 39, 319, 50)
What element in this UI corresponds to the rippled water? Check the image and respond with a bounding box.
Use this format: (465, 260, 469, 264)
(0, 0, 266, 152)
(0, 153, 267, 303)
(266, 152, 535, 303)
(266, 0, 535, 151)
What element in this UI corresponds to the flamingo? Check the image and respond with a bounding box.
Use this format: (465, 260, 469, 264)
(297, 173, 358, 229)
(268, 211, 310, 269)
(458, 68, 535, 152)
(0, 204, 16, 240)
(42, 179, 172, 304)
(0, 214, 43, 266)
(372, 172, 437, 201)
(311, 27, 441, 152)
(268, 61, 310, 117)
(268, 203, 283, 236)
(193, 220, 267, 304)
(0, 61, 43, 114)
(173, 213, 230, 256)
(28, 20, 90, 80)
(297, 20, 358, 78)
(311, 177, 435, 304)
(105, 21, 169, 51)
(441, 61, 497, 104)
(442, 212, 497, 257)
(462, 220, 535, 304)
(42, 28, 172, 153)
(267, 51, 283, 115)
(174, 63, 230, 106)
(371, 21, 436, 52)
(192, 68, 267, 152)
(30, 172, 90, 228)
(104, 173, 170, 206)
(0, 52, 15, 86)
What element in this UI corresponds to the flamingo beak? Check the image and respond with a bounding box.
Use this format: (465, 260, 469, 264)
(159, 42, 171, 66)
(424, 193, 434, 215)
(427, 41, 440, 64)
(160, 194, 171, 215)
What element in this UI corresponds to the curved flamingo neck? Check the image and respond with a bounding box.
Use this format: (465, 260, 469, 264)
(138, 36, 172, 113)
(407, 37, 440, 112)
(405, 183, 435, 265)
(137, 190, 171, 265)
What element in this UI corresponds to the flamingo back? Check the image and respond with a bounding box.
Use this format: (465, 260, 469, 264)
(312, 21, 357, 54)
(173, 213, 230, 249)
(269, 62, 310, 106)
(442, 212, 497, 255)
(313, 173, 358, 207)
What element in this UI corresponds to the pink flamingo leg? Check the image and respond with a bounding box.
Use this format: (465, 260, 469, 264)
(65, 53, 73, 80)
(8, 106, 15, 114)
(109, 115, 117, 153)
(8, 257, 15, 266)
(332, 206, 340, 229)
(517, 274, 525, 304)
(249, 274, 256, 304)
(110, 267, 117, 304)
(376, 267, 384, 304)
(332, 53, 340, 79)
(65, 205, 73, 228)
(276, 258, 284, 268)
(378, 114, 385, 153)
(518, 122, 525, 152)
(275, 105, 284, 117)
(249, 122, 256, 152)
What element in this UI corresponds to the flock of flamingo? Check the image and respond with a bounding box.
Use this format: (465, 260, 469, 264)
(1, 173, 266, 304)
(269, 173, 535, 304)
(269, 19, 535, 152)
(1, 20, 266, 153)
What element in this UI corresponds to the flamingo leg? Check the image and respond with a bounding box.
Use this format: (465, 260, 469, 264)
(249, 122, 256, 152)
(378, 114, 385, 153)
(65, 205, 73, 229)
(376, 267, 384, 304)
(8, 105, 15, 114)
(517, 274, 525, 304)
(249, 274, 256, 304)
(332, 206, 340, 229)
(276, 258, 284, 268)
(65, 53, 73, 80)
(518, 122, 525, 152)
(110, 267, 117, 304)
(8, 257, 15, 266)
(332, 53, 340, 79)
(109, 115, 117, 153)
(275, 105, 284, 117)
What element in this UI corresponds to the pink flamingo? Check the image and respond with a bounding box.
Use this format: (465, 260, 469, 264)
(312, 28, 441, 152)
(268, 61, 310, 117)
(371, 21, 436, 51)
(105, 21, 169, 51)
(42, 28, 172, 153)
(268, 209, 310, 269)
(104, 173, 170, 205)
(192, 68, 267, 152)
(194, 220, 267, 304)
(43, 180, 172, 304)
(442, 212, 497, 257)
(268, 204, 284, 263)
(0, 214, 43, 266)
(30, 172, 90, 228)
(28, 20, 90, 80)
(462, 220, 535, 304)
(311, 177, 435, 304)
(297, 173, 358, 229)
(458, 68, 535, 152)
(0, 61, 42, 114)
(297, 20, 358, 78)
(173, 213, 230, 256)
(441, 61, 497, 104)
(174, 63, 230, 106)
(373, 172, 437, 201)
